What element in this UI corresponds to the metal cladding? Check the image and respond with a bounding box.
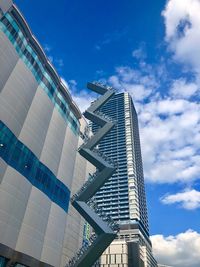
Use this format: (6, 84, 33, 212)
(66, 82, 119, 267)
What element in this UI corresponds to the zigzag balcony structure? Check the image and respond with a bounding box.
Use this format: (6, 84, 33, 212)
(66, 82, 119, 267)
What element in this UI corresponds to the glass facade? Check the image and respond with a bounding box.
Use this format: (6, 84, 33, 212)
(0, 257, 23, 267)
(93, 93, 130, 221)
(93, 93, 158, 266)
(0, 120, 71, 212)
(0, 257, 7, 267)
(0, 12, 79, 135)
(93, 93, 149, 233)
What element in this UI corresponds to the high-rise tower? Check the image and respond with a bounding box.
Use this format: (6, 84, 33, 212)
(92, 92, 157, 267)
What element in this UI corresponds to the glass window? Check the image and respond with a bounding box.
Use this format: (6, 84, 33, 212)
(0, 257, 7, 267)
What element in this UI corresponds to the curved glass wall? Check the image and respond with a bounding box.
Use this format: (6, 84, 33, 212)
(0, 257, 7, 267)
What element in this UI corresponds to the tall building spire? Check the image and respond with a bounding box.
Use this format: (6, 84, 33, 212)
(92, 92, 157, 267)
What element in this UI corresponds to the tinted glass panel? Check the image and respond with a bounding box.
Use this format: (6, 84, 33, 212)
(0, 121, 70, 212)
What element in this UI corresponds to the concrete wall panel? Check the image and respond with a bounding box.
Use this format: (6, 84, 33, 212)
(18, 87, 54, 158)
(40, 108, 67, 175)
(0, 58, 37, 137)
(0, 167, 32, 249)
(41, 204, 66, 266)
(0, 159, 7, 184)
(16, 187, 52, 260)
(57, 126, 78, 189)
(0, 31, 18, 93)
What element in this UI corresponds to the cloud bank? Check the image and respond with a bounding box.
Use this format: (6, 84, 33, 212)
(162, 0, 200, 77)
(151, 229, 200, 267)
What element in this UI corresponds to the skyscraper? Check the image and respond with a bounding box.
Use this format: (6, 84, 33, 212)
(92, 92, 157, 267)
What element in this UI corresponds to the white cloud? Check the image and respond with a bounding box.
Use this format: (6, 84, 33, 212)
(170, 78, 199, 99)
(108, 66, 159, 101)
(123, 84, 152, 101)
(161, 189, 200, 210)
(72, 91, 95, 113)
(132, 43, 146, 60)
(138, 98, 200, 184)
(162, 0, 200, 76)
(151, 229, 200, 267)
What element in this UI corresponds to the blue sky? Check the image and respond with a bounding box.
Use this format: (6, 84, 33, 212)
(15, 0, 200, 266)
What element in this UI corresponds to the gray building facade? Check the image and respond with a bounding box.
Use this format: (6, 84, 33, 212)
(0, 2, 94, 267)
(92, 92, 157, 267)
